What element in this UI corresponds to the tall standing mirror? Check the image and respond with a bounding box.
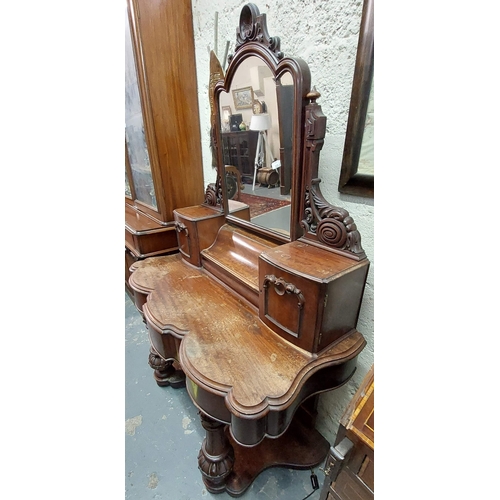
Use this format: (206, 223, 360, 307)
(213, 4, 311, 241)
(338, 0, 374, 198)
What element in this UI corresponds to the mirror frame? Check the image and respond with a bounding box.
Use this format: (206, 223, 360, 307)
(338, 0, 374, 198)
(212, 3, 311, 241)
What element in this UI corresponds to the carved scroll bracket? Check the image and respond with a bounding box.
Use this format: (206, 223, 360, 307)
(204, 176, 223, 207)
(300, 91, 366, 260)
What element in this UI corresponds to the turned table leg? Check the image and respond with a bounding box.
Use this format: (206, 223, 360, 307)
(147, 347, 185, 388)
(197, 413, 234, 494)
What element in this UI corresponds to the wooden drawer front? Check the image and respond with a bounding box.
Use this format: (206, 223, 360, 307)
(330, 469, 372, 500)
(352, 389, 374, 446)
(139, 228, 177, 255)
(126, 226, 177, 257)
(356, 454, 374, 492)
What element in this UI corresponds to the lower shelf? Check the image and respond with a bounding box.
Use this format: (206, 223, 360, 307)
(223, 416, 330, 497)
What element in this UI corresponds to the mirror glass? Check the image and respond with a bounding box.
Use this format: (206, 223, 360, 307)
(125, 5, 157, 209)
(357, 79, 374, 176)
(219, 56, 293, 236)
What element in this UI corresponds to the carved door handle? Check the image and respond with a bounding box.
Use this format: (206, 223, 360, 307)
(174, 221, 189, 237)
(263, 274, 305, 309)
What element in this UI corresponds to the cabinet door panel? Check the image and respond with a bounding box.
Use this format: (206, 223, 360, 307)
(330, 469, 371, 500)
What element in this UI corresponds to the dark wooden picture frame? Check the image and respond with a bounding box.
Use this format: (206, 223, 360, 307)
(338, 0, 374, 198)
(232, 86, 254, 110)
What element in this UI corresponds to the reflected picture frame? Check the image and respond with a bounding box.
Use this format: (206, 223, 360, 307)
(232, 86, 254, 110)
(222, 105, 232, 122)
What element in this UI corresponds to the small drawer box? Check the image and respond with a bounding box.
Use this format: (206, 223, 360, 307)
(174, 205, 226, 267)
(259, 240, 369, 353)
(174, 202, 251, 267)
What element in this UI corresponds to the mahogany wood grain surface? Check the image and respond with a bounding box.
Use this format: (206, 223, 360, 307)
(259, 240, 369, 353)
(130, 0, 204, 219)
(224, 416, 330, 496)
(142, 254, 365, 444)
(125, 0, 205, 290)
(261, 240, 368, 280)
(129, 254, 182, 297)
(126, 3, 371, 493)
(201, 224, 279, 300)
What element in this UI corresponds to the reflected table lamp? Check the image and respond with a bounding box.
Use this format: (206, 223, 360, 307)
(249, 113, 272, 191)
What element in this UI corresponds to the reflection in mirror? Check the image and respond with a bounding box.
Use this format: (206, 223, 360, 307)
(125, 5, 157, 209)
(358, 79, 374, 176)
(125, 168, 131, 197)
(219, 56, 293, 236)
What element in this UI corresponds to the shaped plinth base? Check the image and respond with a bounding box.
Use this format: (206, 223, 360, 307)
(197, 412, 329, 497)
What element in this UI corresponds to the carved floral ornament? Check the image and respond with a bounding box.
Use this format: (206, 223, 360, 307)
(302, 180, 365, 257)
(230, 3, 284, 61)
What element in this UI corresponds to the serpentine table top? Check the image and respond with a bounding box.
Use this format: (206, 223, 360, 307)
(141, 253, 366, 446)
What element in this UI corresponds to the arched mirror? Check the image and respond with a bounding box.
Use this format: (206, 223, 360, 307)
(213, 4, 311, 241)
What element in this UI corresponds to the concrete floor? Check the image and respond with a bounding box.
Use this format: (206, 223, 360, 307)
(125, 292, 322, 500)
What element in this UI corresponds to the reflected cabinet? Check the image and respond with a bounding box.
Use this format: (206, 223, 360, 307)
(221, 130, 259, 181)
(125, 0, 204, 294)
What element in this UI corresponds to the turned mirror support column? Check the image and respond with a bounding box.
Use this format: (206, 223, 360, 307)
(147, 347, 185, 388)
(198, 413, 235, 494)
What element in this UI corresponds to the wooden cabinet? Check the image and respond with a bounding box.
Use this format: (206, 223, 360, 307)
(319, 366, 374, 500)
(128, 4, 370, 496)
(125, 0, 204, 294)
(221, 130, 258, 182)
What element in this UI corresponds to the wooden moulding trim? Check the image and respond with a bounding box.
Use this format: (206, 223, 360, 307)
(124, 224, 176, 236)
(143, 303, 189, 340)
(260, 250, 369, 284)
(124, 242, 178, 260)
(127, 274, 152, 296)
(179, 330, 365, 419)
(182, 349, 361, 446)
(174, 206, 225, 222)
(229, 360, 359, 446)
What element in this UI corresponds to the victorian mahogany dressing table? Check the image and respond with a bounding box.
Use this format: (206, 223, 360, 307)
(129, 4, 369, 496)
